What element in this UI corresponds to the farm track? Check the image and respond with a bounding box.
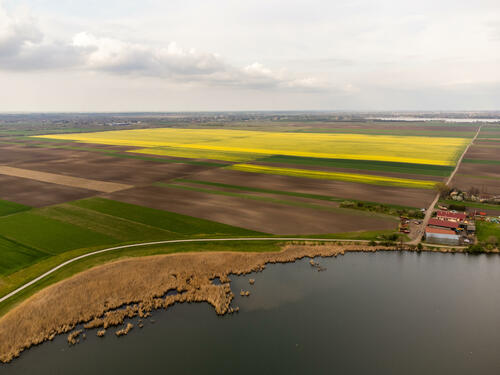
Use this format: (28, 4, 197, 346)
(408, 126, 483, 245)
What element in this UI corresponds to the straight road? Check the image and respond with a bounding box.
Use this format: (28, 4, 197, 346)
(408, 125, 482, 245)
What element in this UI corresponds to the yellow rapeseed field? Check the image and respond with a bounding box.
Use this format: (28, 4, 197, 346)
(36, 128, 468, 166)
(129, 146, 267, 162)
(229, 164, 437, 189)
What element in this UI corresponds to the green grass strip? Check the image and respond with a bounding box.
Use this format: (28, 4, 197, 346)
(0, 199, 31, 217)
(439, 199, 500, 211)
(289, 128, 476, 138)
(462, 158, 500, 165)
(256, 155, 453, 177)
(228, 163, 436, 189)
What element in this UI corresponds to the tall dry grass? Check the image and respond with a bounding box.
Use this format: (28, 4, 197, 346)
(0, 243, 398, 363)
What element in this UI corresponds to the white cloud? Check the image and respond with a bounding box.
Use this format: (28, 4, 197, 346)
(1, 0, 500, 110)
(0, 2, 324, 91)
(69, 33, 323, 90)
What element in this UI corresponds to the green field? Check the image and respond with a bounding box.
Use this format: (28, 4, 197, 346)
(0, 237, 48, 275)
(0, 198, 264, 277)
(476, 222, 500, 243)
(70, 198, 263, 237)
(257, 155, 453, 177)
(0, 199, 31, 217)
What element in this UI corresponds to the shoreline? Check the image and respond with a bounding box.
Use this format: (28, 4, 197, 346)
(0, 243, 498, 363)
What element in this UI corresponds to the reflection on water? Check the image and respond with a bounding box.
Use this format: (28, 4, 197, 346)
(2, 252, 500, 375)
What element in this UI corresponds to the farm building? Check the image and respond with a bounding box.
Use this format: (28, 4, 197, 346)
(428, 218, 459, 230)
(466, 223, 476, 234)
(436, 210, 467, 222)
(425, 227, 461, 246)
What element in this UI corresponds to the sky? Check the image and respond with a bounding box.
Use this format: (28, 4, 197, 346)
(0, 0, 499, 112)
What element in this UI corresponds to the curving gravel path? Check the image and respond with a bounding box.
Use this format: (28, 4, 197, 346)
(0, 237, 369, 304)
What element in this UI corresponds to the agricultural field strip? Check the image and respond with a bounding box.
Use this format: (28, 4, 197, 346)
(35, 204, 178, 242)
(227, 164, 437, 189)
(256, 155, 453, 177)
(0, 198, 264, 275)
(173, 178, 421, 211)
(0, 235, 51, 276)
(71, 198, 264, 237)
(0, 166, 132, 193)
(36, 127, 469, 166)
(0, 199, 31, 217)
(0, 139, 225, 167)
(463, 159, 500, 165)
(156, 182, 398, 220)
(456, 173, 500, 181)
(288, 128, 477, 137)
(130, 146, 268, 162)
(0, 237, 394, 304)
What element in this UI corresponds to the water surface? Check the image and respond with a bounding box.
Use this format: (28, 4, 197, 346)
(3, 252, 500, 374)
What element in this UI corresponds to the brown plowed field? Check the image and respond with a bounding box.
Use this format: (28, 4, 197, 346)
(452, 175, 500, 196)
(452, 142, 500, 195)
(185, 168, 435, 208)
(456, 164, 500, 179)
(1, 143, 215, 185)
(465, 145, 500, 161)
(0, 142, 218, 206)
(0, 175, 96, 207)
(105, 185, 397, 234)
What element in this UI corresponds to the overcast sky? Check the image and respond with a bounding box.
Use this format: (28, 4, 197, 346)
(0, 0, 499, 112)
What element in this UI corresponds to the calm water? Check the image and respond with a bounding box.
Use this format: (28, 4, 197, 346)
(3, 252, 500, 374)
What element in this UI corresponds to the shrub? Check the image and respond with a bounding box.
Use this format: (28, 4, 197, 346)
(467, 244, 485, 254)
(486, 236, 498, 246)
(340, 201, 356, 208)
(449, 204, 466, 212)
(417, 243, 423, 251)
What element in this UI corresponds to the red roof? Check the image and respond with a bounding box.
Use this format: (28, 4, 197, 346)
(425, 227, 458, 235)
(436, 210, 466, 220)
(428, 218, 459, 229)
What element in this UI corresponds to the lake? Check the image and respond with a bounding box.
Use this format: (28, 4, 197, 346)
(2, 252, 500, 374)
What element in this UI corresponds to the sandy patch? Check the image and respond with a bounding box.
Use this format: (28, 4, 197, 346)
(0, 166, 132, 193)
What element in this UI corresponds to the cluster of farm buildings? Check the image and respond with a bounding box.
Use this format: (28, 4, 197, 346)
(424, 210, 476, 246)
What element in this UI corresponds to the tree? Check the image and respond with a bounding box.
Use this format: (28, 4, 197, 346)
(435, 182, 451, 198)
